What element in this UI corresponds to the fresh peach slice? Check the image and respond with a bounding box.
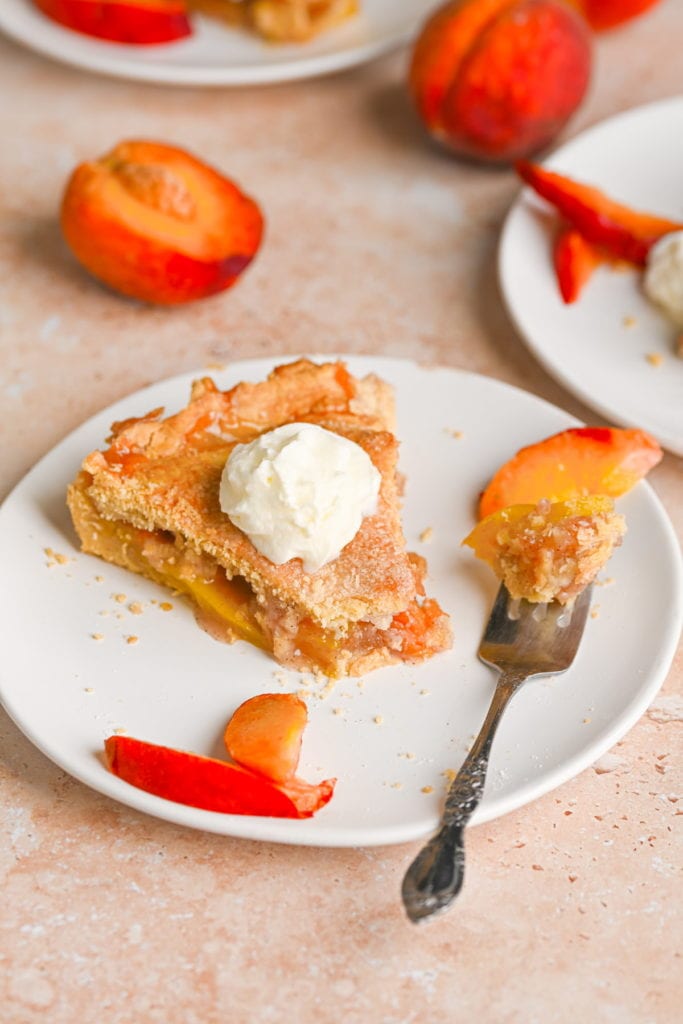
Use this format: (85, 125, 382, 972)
(554, 225, 606, 303)
(463, 496, 626, 604)
(478, 427, 662, 520)
(33, 0, 192, 44)
(61, 139, 263, 305)
(516, 160, 683, 265)
(224, 693, 308, 784)
(567, 0, 661, 31)
(105, 735, 335, 818)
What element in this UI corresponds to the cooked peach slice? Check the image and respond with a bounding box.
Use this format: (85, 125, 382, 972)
(478, 427, 662, 520)
(61, 139, 263, 305)
(463, 496, 626, 604)
(224, 693, 308, 784)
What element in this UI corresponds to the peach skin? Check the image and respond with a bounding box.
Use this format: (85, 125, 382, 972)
(60, 139, 263, 305)
(409, 0, 592, 163)
(554, 225, 606, 303)
(33, 0, 192, 44)
(105, 735, 335, 818)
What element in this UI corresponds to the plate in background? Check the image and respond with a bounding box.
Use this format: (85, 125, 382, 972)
(499, 97, 683, 456)
(0, 0, 439, 86)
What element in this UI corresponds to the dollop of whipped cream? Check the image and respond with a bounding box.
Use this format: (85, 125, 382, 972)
(644, 230, 683, 327)
(219, 422, 381, 574)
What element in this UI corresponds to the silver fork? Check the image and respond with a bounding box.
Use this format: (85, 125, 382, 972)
(402, 582, 593, 923)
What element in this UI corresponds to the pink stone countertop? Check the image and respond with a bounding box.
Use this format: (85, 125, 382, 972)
(0, 5, 681, 1022)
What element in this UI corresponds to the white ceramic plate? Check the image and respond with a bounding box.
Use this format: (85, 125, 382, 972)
(0, 0, 439, 86)
(499, 96, 683, 457)
(1, 355, 681, 847)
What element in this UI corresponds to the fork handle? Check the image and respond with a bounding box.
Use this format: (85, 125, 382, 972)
(401, 670, 526, 923)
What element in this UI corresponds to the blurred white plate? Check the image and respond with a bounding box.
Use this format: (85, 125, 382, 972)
(0, 355, 680, 846)
(499, 97, 683, 456)
(0, 0, 439, 86)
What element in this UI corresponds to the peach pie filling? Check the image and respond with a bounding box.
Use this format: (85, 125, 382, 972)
(80, 504, 449, 678)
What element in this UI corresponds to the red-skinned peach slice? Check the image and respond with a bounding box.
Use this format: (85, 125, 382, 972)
(478, 427, 662, 520)
(105, 735, 335, 818)
(516, 160, 683, 265)
(61, 139, 263, 305)
(567, 0, 661, 31)
(409, 0, 591, 163)
(224, 693, 308, 784)
(554, 225, 606, 303)
(33, 0, 192, 44)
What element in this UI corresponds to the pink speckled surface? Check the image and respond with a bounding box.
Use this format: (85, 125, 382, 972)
(0, 4, 681, 1022)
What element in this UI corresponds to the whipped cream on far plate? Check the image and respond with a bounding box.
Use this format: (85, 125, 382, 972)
(219, 422, 381, 574)
(644, 230, 683, 327)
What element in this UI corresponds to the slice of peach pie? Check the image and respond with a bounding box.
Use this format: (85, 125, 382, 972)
(67, 359, 451, 677)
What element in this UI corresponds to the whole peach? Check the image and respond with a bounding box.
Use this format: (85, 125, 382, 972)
(409, 0, 592, 163)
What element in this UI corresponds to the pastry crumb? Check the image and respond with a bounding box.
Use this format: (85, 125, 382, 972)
(113, 727, 127, 735)
(44, 547, 70, 566)
(332, 707, 343, 716)
(391, 782, 403, 790)
(590, 605, 600, 619)
(583, 717, 592, 724)
(159, 602, 173, 612)
(442, 768, 457, 783)
(419, 689, 430, 696)
(622, 315, 637, 328)
(421, 785, 434, 794)
(445, 428, 463, 439)
(113, 593, 127, 604)
(645, 352, 664, 367)
(318, 677, 336, 700)
(84, 687, 94, 694)
(94, 575, 104, 583)
(125, 635, 139, 645)
(128, 602, 144, 615)
(91, 633, 104, 641)
(419, 527, 434, 544)
(373, 715, 384, 725)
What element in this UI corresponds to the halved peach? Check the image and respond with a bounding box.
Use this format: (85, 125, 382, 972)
(478, 427, 662, 520)
(33, 0, 192, 44)
(463, 496, 626, 603)
(61, 139, 263, 305)
(224, 693, 308, 784)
